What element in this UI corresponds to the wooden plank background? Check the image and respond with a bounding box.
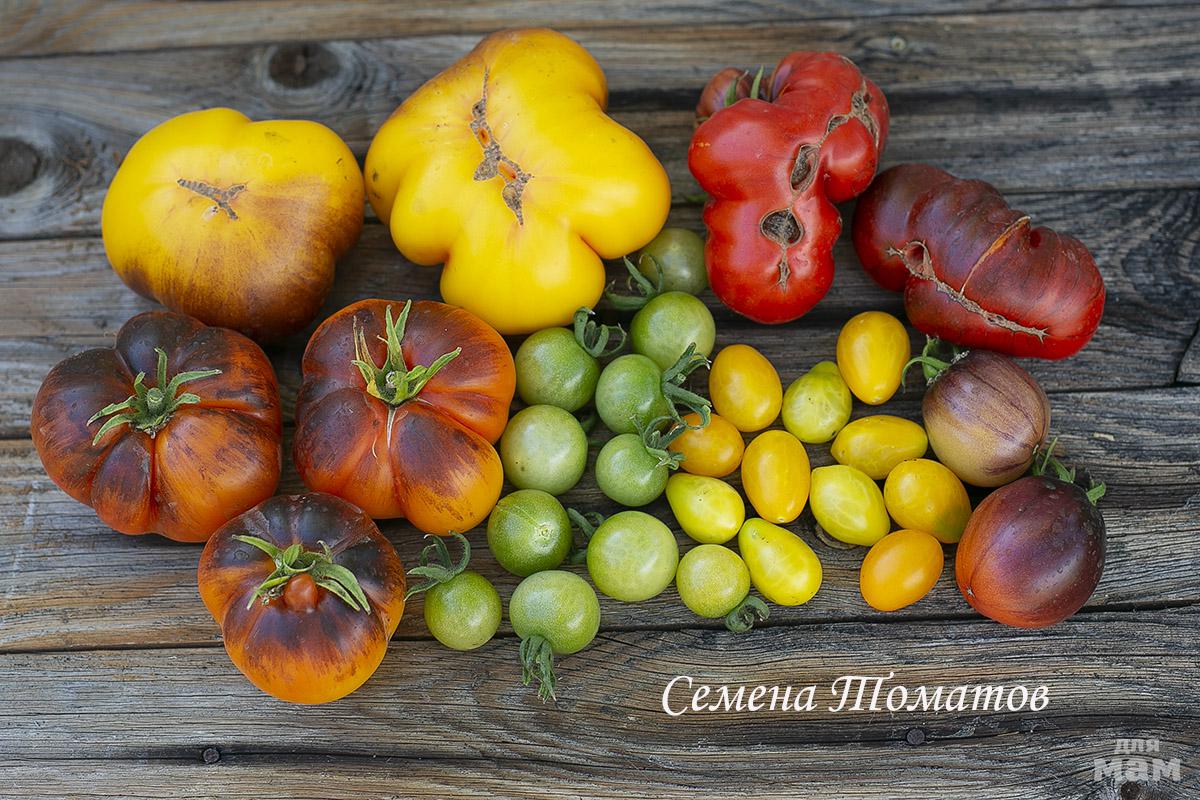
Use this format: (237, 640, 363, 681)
(1, 1, 1198, 798)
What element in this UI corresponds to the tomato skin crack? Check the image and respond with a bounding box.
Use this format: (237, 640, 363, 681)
(469, 72, 532, 224)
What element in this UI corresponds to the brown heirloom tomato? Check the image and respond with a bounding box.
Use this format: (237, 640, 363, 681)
(198, 493, 406, 704)
(294, 299, 515, 534)
(31, 311, 281, 542)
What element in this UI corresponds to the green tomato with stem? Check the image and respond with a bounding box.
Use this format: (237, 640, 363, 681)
(514, 308, 626, 412)
(595, 419, 688, 507)
(637, 227, 708, 296)
(630, 291, 716, 372)
(510, 570, 601, 702)
(486, 489, 573, 577)
(406, 533, 501, 651)
(595, 346, 711, 435)
(585, 510, 679, 602)
(675, 544, 768, 632)
(500, 404, 587, 495)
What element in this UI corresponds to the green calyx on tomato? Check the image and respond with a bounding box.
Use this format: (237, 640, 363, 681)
(352, 300, 461, 407)
(404, 531, 472, 599)
(902, 335, 966, 385)
(233, 534, 370, 613)
(725, 596, 770, 633)
(1032, 437, 1107, 505)
(572, 306, 627, 358)
(607, 254, 667, 311)
(87, 347, 221, 444)
(404, 532, 501, 651)
(566, 507, 606, 564)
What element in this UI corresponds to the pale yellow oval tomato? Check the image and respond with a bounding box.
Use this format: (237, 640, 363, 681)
(741, 430, 811, 524)
(781, 360, 852, 444)
(668, 412, 744, 477)
(709, 344, 782, 432)
(830, 415, 928, 480)
(737, 518, 822, 606)
(666, 473, 745, 544)
(859, 529, 944, 611)
(883, 459, 972, 544)
(836, 311, 911, 405)
(809, 464, 890, 546)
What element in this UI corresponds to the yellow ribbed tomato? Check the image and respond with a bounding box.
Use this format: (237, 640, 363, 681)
(830, 415, 928, 479)
(741, 430, 810, 524)
(709, 344, 783, 432)
(102, 108, 363, 341)
(836, 311, 911, 405)
(883, 459, 972, 544)
(737, 519, 822, 606)
(365, 28, 671, 334)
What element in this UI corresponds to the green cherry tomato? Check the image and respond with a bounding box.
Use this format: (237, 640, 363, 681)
(595, 433, 671, 507)
(510, 570, 601, 701)
(782, 360, 853, 444)
(637, 227, 708, 295)
(500, 405, 587, 495)
(595, 354, 671, 435)
(665, 473, 745, 544)
(676, 544, 750, 618)
(424, 570, 502, 651)
(883, 459, 972, 544)
(586, 510, 679, 602)
(830, 415, 929, 480)
(487, 489, 573, 576)
(737, 518, 823, 606)
(809, 464, 891, 546)
(514, 327, 599, 412)
(630, 291, 716, 371)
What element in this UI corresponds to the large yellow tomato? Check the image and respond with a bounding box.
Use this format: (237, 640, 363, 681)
(365, 28, 671, 334)
(102, 108, 364, 341)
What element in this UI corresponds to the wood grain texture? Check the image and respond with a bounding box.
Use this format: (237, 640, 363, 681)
(1, 734, 1197, 800)
(4, 0, 1195, 57)
(3, 384, 1198, 652)
(2, 6, 1200, 238)
(0, 610, 1195, 800)
(2, 190, 1198, 437)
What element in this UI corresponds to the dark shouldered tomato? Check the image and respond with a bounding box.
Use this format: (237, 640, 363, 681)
(198, 493, 406, 704)
(31, 311, 281, 542)
(294, 299, 514, 534)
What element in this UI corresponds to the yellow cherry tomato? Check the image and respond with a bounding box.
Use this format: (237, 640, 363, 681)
(883, 459, 972, 544)
(741, 430, 811, 524)
(781, 360, 852, 444)
(859, 529, 944, 611)
(809, 465, 890, 546)
(668, 412, 744, 477)
(665, 474, 746, 544)
(709, 344, 783, 432)
(836, 311, 911, 405)
(737, 519, 822, 606)
(830, 415, 928, 480)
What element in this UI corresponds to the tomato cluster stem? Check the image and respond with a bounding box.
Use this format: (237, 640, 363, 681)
(405, 532, 471, 600)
